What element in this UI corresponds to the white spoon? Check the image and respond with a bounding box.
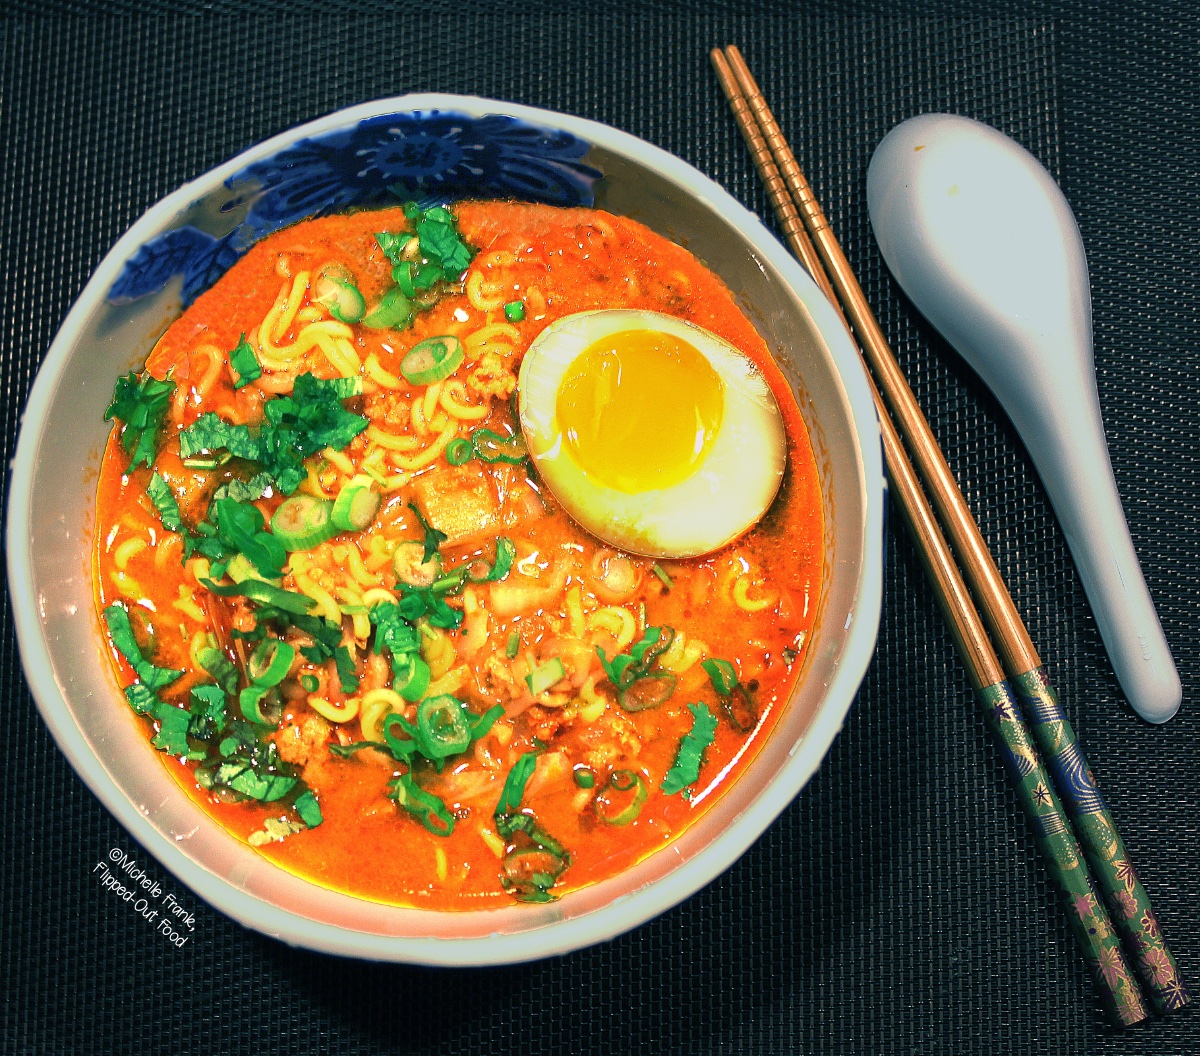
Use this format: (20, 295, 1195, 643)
(866, 112, 1181, 723)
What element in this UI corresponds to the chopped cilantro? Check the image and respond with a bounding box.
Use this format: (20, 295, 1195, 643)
(332, 644, 359, 694)
(661, 703, 719, 795)
(224, 766, 296, 802)
(195, 645, 238, 697)
(104, 370, 176, 470)
(103, 603, 183, 692)
(151, 702, 192, 756)
(375, 230, 415, 266)
(209, 498, 286, 579)
(180, 372, 367, 496)
(407, 501, 446, 563)
(228, 333, 261, 389)
(293, 789, 323, 828)
(187, 685, 228, 741)
(376, 203, 477, 316)
(180, 412, 260, 462)
(212, 472, 274, 504)
(396, 584, 463, 630)
(369, 602, 421, 657)
(411, 204, 475, 277)
(146, 473, 184, 534)
(124, 683, 159, 715)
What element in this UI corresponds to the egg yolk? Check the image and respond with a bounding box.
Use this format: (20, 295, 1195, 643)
(555, 329, 725, 493)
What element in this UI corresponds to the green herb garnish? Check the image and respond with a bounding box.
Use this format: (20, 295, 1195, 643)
(228, 333, 261, 389)
(407, 501, 446, 563)
(293, 789, 323, 828)
(187, 684, 228, 741)
(103, 603, 183, 691)
(104, 370, 176, 470)
(495, 752, 540, 819)
(146, 473, 184, 534)
(661, 703, 719, 796)
(180, 373, 367, 496)
(701, 657, 739, 696)
(150, 702, 192, 756)
(405, 202, 475, 278)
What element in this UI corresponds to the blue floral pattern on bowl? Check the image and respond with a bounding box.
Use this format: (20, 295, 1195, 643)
(108, 110, 602, 307)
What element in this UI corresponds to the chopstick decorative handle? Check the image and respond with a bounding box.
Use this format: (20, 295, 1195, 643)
(1014, 667, 1190, 1012)
(978, 678, 1149, 1025)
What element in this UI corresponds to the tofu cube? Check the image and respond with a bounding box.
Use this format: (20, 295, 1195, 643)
(410, 464, 501, 548)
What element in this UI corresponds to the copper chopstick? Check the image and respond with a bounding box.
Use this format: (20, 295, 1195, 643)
(716, 44, 1188, 1017)
(711, 45, 1188, 1024)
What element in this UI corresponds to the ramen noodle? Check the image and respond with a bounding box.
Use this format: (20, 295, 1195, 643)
(93, 201, 823, 908)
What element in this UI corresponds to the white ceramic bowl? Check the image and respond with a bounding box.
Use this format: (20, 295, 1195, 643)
(6, 94, 883, 965)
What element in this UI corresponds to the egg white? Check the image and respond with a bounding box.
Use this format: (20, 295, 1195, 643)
(517, 309, 787, 558)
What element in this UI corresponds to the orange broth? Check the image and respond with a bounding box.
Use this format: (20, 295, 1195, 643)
(93, 201, 824, 908)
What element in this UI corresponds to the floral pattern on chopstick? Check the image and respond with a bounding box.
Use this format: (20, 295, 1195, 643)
(1014, 668, 1190, 1014)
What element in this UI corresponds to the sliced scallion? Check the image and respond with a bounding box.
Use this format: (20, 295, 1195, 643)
(594, 769, 648, 826)
(362, 287, 415, 331)
(471, 427, 527, 465)
(270, 494, 338, 551)
(392, 540, 442, 587)
(330, 474, 380, 532)
(445, 437, 474, 466)
(526, 657, 565, 696)
(312, 263, 365, 324)
(400, 335, 464, 385)
(392, 653, 431, 702)
(239, 685, 279, 727)
(701, 657, 738, 696)
(247, 637, 295, 688)
(416, 695, 473, 760)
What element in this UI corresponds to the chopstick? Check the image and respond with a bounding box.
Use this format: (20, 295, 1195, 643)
(713, 45, 1188, 1023)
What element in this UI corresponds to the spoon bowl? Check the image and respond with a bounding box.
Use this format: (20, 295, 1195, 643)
(866, 112, 1180, 723)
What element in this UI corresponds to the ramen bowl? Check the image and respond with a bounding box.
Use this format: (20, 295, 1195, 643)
(6, 94, 883, 964)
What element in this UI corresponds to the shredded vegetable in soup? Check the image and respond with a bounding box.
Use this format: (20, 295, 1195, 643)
(93, 201, 824, 908)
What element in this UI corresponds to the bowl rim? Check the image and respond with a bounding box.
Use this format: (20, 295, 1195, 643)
(6, 92, 883, 964)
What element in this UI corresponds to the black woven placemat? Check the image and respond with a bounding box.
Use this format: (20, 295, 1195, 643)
(3, 3, 1197, 1053)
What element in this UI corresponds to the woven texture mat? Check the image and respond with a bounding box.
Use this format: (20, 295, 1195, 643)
(2, 2, 1197, 1053)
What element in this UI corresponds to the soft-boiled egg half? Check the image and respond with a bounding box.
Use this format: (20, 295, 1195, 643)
(517, 309, 787, 558)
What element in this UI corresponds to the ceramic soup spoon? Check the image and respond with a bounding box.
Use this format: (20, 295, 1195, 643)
(866, 112, 1180, 723)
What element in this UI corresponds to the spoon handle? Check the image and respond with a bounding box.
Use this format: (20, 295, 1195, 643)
(1022, 391, 1181, 723)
